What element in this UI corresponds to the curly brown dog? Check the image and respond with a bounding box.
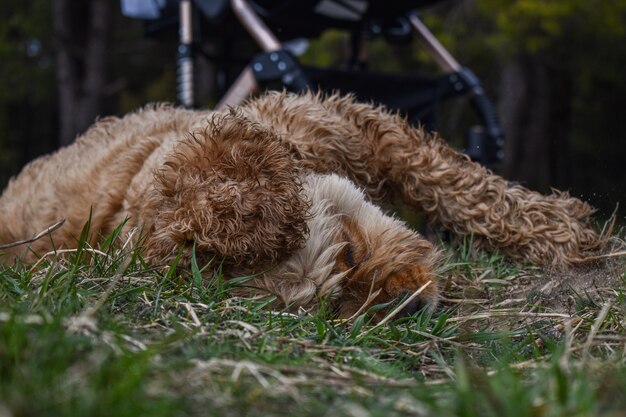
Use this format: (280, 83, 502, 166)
(0, 92, 604, 317)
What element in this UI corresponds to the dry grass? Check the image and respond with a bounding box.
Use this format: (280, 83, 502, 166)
(0, 224, 625, 416)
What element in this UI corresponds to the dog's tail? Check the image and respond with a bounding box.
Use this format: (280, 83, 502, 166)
(245, 92, 605, 267)
(141, 110, 310, 270)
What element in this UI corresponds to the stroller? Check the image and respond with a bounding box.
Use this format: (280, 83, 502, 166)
(121, 0, 505, 165)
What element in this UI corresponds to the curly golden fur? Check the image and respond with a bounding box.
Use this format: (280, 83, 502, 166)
(0, 92, 604, 317)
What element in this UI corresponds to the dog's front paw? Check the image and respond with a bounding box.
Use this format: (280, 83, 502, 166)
(334, 237, 440, 320)
(380, 264, 439, 317)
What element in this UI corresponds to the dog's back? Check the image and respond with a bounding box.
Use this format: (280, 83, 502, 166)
(0, 105, 210, 261)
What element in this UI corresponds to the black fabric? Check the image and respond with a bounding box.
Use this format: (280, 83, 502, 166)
(195, 0, 231, 23)
(249, 0, 446, 39)
(252, 0, 443, 21)
(140, 0, 448, 40)
(302, 67, 459, 129)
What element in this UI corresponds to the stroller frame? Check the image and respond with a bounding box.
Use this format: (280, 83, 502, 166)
(173, 0, 505, 164)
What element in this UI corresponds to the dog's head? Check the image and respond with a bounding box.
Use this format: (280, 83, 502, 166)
(261, 173, 441, 319)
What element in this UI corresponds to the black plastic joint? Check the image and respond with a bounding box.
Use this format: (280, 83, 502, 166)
(250, 50, 295, 79)
(249, 50, 309, 92)
(177, 43, 193, 59)
(450, 67, 483, 94)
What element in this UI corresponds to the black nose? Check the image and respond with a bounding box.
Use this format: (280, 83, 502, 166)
(395, 294, 429, 318)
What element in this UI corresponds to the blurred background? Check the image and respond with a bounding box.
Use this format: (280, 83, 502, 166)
(1, 0, 625, 221)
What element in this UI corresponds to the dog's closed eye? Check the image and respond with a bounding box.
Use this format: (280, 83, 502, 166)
(335, 217, 369, 272)
(342, 241, 358, 268)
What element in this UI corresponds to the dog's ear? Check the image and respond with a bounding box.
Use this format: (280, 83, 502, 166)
(145, 110, 309, 268)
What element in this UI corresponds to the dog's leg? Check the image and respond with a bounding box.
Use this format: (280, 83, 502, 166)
(246, 93, 604, 266)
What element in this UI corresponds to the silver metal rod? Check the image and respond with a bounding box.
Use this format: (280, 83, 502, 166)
(216, 67, 257, 109)
(180, 0, 193, 43)
(408, 13, 461, 74)
(231, 0, 281, 52)
(217, 0, 284, 109)
(178, 0, 194, 108)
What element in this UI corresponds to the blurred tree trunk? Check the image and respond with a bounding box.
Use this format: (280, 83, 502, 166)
(53, 0, 112, 146)
(498, 55, 571, 190)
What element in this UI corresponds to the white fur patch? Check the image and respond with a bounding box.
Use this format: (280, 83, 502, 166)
(262, 173, 411, 307)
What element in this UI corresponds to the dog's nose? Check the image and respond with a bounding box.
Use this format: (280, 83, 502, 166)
(395, 293, 429, 318)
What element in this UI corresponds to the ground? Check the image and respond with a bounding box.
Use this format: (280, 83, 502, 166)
(1, 223, 625, 417)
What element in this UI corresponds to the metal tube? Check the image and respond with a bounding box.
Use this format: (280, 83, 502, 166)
(177, 0, 194, 108)
(180, 0, 193, 44)
(231, 0, 281, 52)
(407, 13, 461, 74)
(217, 0, 284, 109)
(216, 67, 257, 109)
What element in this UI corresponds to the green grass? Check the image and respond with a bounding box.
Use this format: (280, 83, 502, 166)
(1, 229, 626, 417)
